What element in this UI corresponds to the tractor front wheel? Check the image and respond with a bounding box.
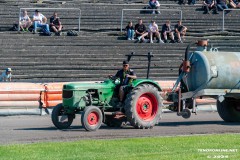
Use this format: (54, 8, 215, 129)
(51, 103, 74, 129)
(124, 84, 163, 129)
(81, 106, 103, 131)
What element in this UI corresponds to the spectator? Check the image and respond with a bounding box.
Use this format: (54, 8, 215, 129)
(174, 20, 187, 43)
(50, 12, 63, 36)
(135, 19, 148, 42)
(148, 20, 164, 43)
(229, 0, 240, 8)
(149, 0, 160, 14)
(125, 21, 135, 40)
(162, 20, 175, 43)
(216, 0, 229, 12)
(19, 10, 32, 32)
(203, 0, 219, 14)
(0, 68, 12, 82)
(32, 9, 51, 34)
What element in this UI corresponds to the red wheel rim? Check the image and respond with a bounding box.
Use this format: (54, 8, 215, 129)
(136, 93, 158, 121)
(87, 111, 99, 125)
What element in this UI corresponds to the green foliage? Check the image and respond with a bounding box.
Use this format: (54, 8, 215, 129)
(0, 134, 239, 160)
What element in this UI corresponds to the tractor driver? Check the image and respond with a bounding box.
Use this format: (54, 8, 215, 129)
(112, 60, 137, 106)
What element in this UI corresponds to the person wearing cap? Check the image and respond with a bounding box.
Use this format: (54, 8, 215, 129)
(112, 60, 137, 106)
(0, 68, 12, 82)
(32, 9, 50, 34)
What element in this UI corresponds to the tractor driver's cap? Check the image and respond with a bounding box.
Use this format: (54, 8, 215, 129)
(6, 68, 11, 72)
(123, 60, 129, 65)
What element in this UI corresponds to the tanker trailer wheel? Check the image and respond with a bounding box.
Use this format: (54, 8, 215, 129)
(217, 98, 240, 122)
(81, 106, 103, 131)
(51, 103, 74, 129)
(124, 84, 163, 129)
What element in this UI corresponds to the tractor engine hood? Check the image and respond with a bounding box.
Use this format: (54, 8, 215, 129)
(63, 79, 116, 90)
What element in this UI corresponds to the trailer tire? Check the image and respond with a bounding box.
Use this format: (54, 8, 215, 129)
(52, 103, 74, 129)
(124, 84, 163, 129)
(81, 106, 103, 131)
(217, 98, 240, 122)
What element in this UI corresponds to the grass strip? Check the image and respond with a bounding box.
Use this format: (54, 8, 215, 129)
(0, 134, 239, 160)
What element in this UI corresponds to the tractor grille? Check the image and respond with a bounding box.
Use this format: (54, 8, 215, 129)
(63, 90, 73, 99)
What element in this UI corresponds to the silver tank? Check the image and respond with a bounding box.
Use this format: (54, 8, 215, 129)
(186, 50, 240, 91)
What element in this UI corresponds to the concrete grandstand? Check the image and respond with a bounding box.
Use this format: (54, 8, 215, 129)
(0, 0, 240, 82)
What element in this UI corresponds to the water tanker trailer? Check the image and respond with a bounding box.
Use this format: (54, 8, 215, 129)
(168, 40, 240, 121)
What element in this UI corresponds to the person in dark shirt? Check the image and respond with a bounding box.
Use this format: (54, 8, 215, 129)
(50, 12, 62, 35)
(112, 60, 137, 106)
(162, 20, 175, 43)
(174, 20, 187, 43)
(203, 0, 218, 14)
(135, 19, 148, 42)
(125, 21, 135, 40)
(216, 0, 229, 13)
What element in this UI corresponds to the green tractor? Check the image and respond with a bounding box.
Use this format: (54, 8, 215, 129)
(51, 53, 163, 131)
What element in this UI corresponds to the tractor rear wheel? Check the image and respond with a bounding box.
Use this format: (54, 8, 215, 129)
(81, 106, 103, 131)
(51, 103, 74, 129)
(124, 84, 163, 129)
(217, 98, 240, 122)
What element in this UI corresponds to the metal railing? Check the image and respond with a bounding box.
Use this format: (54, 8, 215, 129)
(120, 9, 182, 32)
(222, 9, 239, 31)
(19, 8, 81, 32)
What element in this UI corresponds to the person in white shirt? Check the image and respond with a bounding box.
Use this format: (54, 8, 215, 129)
(0, 68, 12, 82)
(148, 20, 164, 43)
(19, 10, 32, 32)
(32, 9, 50, 34)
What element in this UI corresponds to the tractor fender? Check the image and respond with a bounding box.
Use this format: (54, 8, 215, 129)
(131, 79, 162, 91)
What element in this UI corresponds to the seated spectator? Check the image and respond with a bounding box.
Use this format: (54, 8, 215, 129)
(50, 12, 63, 36)
(174, 20, 187, 43)
(162, 20, 175, 43)
(216, 0, 229, 12)
(149, 0, 160, 14)
(203, 0, 219, 14)
(19, 10, 32, 32)
(229, 0, 240, 8)
(0, 68, 12, 82)
(32, 10, 51, 34)
(135, 19, 148, 42)
(125, 21, 135, 40)
(148, 20, 164, 43)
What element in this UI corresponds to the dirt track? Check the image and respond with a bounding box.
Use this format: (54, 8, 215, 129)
(1, 112, 240, 145)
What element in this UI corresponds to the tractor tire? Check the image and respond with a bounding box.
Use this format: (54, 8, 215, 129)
(217, 98, 240, 122)
(104, 115, 126, 127)
(81, 106, 103, 131)
(51, 103, 74, 129)
(124, 84, 163, 129)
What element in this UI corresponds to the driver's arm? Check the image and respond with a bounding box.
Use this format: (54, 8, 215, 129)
(126, 70, 137, 79)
